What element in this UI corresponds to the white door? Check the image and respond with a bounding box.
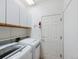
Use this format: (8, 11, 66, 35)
(7, 0, 20, 25)
(41, 14, 64, 59)
(0, 0, 5, 23)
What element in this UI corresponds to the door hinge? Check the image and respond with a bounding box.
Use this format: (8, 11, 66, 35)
(60, 54, 63, 58)
(60, 18, 62, 22)
(60, 36, 63, 40)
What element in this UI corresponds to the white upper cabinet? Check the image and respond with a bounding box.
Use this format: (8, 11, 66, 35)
(0, 0, 32, 27)
(27, 16, 32, 27)
(7, 0, 20, 25)
(20, 6, 32, 27)
(0, 0, 5, 23)
(20, 7, 28, 26)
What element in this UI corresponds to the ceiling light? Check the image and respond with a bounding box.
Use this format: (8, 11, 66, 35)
(26, 0, 35, 5)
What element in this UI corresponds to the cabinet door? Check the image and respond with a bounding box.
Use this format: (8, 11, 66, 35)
(0, 0, 5, 23)
(27, 15, 32, 27)
(41, 14, 64, 59)
(20, 7, 32, 27)
(7, 0, 20, 25)
(20, 7, 28, 26)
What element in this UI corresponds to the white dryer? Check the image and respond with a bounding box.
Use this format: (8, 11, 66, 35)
(19, 38, 40, 59)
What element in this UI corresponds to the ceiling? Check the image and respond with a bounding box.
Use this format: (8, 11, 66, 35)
(16, 0, 49, 7)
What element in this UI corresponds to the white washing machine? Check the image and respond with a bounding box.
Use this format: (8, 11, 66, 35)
(7, 45, 32, 59)
(19, 38, 40, 59)
(0, 43, 32, 59)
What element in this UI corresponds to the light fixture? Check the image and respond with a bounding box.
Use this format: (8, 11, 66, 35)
(26, 0, 35, 5)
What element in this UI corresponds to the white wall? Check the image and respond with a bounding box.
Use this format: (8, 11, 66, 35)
(0, 27, 31, 41)
(28, 0, 64, 39)
(64, 0, 78, 59)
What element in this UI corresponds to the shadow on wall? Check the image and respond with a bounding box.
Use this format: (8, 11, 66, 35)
(0, 27, 31, 41)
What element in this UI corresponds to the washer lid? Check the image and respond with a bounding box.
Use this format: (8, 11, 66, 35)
(0, 43, 25, 59)
(7, 46, 32, 59)
(19, 38, 40, 47)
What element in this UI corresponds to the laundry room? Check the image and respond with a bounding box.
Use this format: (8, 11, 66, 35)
(0, 0, 78, 59)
